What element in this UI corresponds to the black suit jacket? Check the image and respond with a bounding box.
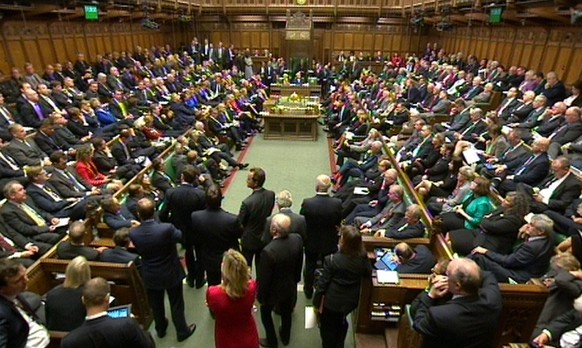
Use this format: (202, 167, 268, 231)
(129, 220, 185, 290)
(239, 187, 275, 251)
(412, 271, 502, 348)
(56, 242, 99, 261)
(192, 208, 242, 279)
(0, 295, 29, 348)
(17, 102, 47, 128)
(159, 183, 205, 244)
(60, 316, 154, 348)
(541, 173, 582, 214)
(300, 194, 343, 255)
(26, 182, 70, 214)
(110, 140, 134, 165)
(476, 209, 524, 255)
(258, 234, 303, 305)
(386, 220, 425, 239)
(34, 131, 64, 155)
(6, 139, 46, 167)
(481, 236, 553, 283)
(262, 208, 307, 245)
(552, 121, 582, 145)
(100, 246, 140, 265)
(314, 252, 372, 314)
(397, 245, 435, 274)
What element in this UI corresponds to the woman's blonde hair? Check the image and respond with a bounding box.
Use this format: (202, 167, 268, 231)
(221, 249, 251, 299)
(63, 256, 91, 289)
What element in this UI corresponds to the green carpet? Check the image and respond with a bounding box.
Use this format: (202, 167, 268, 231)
(150, 131, 357, 347)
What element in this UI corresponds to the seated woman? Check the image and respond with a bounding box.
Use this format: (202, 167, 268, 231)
(407, 132, 447, 182)
(334, 127, 380, 168)
(438, 176, 496, 233)
(45, 256, 90, 331)
(448, 191, 529, 255)
(75, 145, 115, 188)
(417, 163, 471, 216)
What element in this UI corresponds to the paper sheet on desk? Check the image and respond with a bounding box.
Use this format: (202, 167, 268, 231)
(305, 306, 318, 329)
(56, 217, 70, 228)
(377, 270, 399, 284)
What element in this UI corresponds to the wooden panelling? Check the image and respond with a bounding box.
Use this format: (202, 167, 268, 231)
(437, 26, 582, 84)
(344, 33, 354, 50)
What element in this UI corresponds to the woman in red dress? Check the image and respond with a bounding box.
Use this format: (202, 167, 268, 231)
(207, 249, 259, 348)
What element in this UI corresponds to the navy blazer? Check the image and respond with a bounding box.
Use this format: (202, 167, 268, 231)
(60, 315, 154, 348)
(397, 245, 435, 274)
(0, 295, 29, 348)
(26, 182, 70, 214)
(512, 153, 550, 186)
(300, 194, 343, 255)
(412, 271, 502, 348)
(481, 236, 553, 283)
(159, 183, 205, 245)
(129, 220, 185, 290)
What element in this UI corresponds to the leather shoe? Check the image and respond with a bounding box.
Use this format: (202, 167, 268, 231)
(259, 338, 277, 347)
(238, 163, 249, 169)
(195, 279, 207, 289)
(279, 327, 289, 346)
(156, 318, 168, 338)
(185, 276, 195, 288)
(177, 323, 196, 342)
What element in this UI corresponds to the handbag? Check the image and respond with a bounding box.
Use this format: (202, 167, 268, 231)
(312, 254, 334, 313)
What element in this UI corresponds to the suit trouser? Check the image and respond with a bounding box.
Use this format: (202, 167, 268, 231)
(260, 293, 295, 346)
(242, 247, 262, 271)
(184, 241, 205, 285)
(320, 307, 349, 348)
(304, 251, 325, 298)
(147, 282, 189, 337)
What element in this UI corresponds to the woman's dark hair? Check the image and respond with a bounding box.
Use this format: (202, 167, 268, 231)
(504, 191, 530, 218)
(339, 225, 365, 257)
(472, 176, 491, 197)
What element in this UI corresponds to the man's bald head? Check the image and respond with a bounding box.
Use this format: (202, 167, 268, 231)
(447, 258, 482, 296)
(270, 213, 291, 238)
(316, 175, 331, 193)
(136, 198, 155, 220)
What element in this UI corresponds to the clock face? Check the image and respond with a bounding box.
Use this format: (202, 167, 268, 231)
(296, 0, 307, 5)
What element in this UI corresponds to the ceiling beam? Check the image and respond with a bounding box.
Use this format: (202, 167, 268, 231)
(526, 6, 570, 24)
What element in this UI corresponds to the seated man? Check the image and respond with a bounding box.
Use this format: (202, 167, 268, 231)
(394, 242, 435, 274)
(5, 123, 49, 167)
(57, 220, 106, 260)
(411, 258, 502, 348)
(101, 197, 139, 230)
(377, 204, 425, 239)
(532, 294, 582, 348)
(470, 214, 554, 283)
(48, 150, 102, 199)
(356, 185, 406, 234)
(60, 277, 154, 348)
(99, 228, 140, 265)
(517, 156, 582, 215)
(0, 181, 62, 247)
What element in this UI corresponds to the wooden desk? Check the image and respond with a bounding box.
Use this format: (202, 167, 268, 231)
(263, 112, 320, 141)
(270, 85, 321, 98)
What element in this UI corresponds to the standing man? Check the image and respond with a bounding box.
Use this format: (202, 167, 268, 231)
(239, 167, 275, 269)
(411, 258, 502, 348)
(192, 185, 242, 286)
(0, 259, 49, 348)
(60, 277, 154, 348)
(129, 198, 196, 342)
(300, 175, 342, 299)
(258, 214, 303, 348)
(159, 165, 206, 288)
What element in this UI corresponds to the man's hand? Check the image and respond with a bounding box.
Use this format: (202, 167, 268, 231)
(373, 229, 386, 238)
(428, 275, 449, 299)
(130, 220, 141, 228)
(494, 165, 506, 175)
(472, 246, 488, 255)
(20, 250, 35, 258)
(361, 221, 372, 229)
(368, 200, 378, 207)
(25, 245, 39, 253)
(532, 332, 550, 347)
(96, 246, 109, 254)
(534, 194, 544, 203)
(91, 187, 101, 195)
(51, 218, 60, 225)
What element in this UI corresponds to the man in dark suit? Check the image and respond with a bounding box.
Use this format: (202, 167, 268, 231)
(56, 220, 103, 260)
(300, 175, 342, 299)
(262, 190, 307, 245)
(496, 137, 550, 195)
(48, 151, 99, 199)
(496, 87, 520, 121)
(61, 277, 154, 348)
(129, 198, 196, 342)
(99, 228, 140, 265)
(395, 243, 435, 274)
(518, 156, 582, 215)
(0, 259, 49, 348)
(411, 258, 502, 348)
(383, 204, 425, 239)
(258, 214, 303, 348)
(471, 214, 554, 283)
(509, 94, 548, 132)
(192, 185, 242, 286)
(17, 89, 49, 128)
(5, 124, 48, 167)
(452, 108, 488, 143)
(547, 106, 582, 158)
(25, 165, 87, 221)
(0, 181, 62, 247)
(481, 128, 531, 180)
(0, 138, 26, 196)
(159, 165, 206, 288)
(239, 167, 275, 269)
